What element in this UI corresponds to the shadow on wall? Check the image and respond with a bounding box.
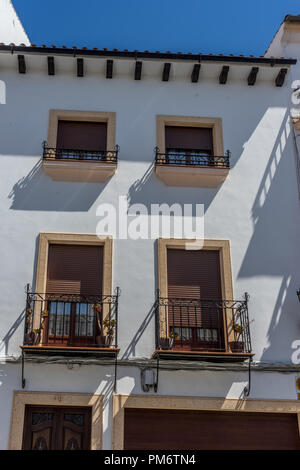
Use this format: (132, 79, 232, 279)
(238, 110, 300, 363)
(126, 124, 249, 212)
(127, 162, 222, 213)
(0, 308, 25, 358)
(8, 159, 107, 211)
(121, 302, 156, 360)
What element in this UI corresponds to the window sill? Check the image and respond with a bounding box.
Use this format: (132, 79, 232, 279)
(155, 164, 229, 188)
(43, 159, 117, 182)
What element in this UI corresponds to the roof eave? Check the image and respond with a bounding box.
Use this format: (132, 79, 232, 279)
(0, 44, 296, 66)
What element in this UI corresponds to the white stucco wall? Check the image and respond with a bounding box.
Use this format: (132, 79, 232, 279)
(0, 0, 29, 45)
(0, 52, 300, 448)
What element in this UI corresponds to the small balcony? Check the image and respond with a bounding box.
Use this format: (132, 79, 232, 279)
(22, 289, 120, 358)
(153, 294, 253, 362)
(155, 148, 230, 188)
(42, 142, 119, 182)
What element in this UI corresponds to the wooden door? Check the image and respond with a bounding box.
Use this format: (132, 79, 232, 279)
(22, 406, 91, 450)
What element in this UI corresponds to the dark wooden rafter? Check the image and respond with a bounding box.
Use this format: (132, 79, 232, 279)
(162, 63, 171, 81)
(47, 56, 55, 75)
(18, 54, 26, 73)
(106, 59, 113, 78)
(248, 67, 259, 86)
(191, 63, 201, 83)
(219, 65, 229, 84)
(134, 61, 142, 80)
(77, 58, 84, 77)
(275, 68, 288, 87)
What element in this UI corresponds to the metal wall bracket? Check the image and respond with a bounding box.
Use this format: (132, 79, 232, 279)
(114, 356, 118, 393)
(21, 350, 26, 389)
(153, 355, 160, 393)
(243, 356, 252, 397)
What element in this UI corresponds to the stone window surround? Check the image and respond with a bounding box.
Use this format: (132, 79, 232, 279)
(156, 114, 224, 156)
(32, 232, 113, 329)
(47, 109, 116, 151)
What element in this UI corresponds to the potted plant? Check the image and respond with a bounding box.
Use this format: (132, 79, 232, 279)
(93, 303, 102, 314)
(25, 328, 41, 346)
(230, 322, 245, 352)
(102, 319, 116, 347)
(160, 330, 178, 350)
(41, 309, 49, 318)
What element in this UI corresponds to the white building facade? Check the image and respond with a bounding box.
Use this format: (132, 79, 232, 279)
(1, 5, 300, 450)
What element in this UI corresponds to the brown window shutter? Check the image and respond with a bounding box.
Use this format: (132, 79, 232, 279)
(46, 244, 103, 295)
(167, 249, 222, 327)
(56, 121, 107, 151)
(165, 126, 213, 153)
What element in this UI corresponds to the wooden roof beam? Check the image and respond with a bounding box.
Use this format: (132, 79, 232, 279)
(18, 54, 26, 74)
(77, 58, 84, 77)
(191, 63, 201, 83)
(162, 63, 171, 81)
(106, 59, 113, 79)
(219, 65, 229, 84)
(275, 68, 288, 87)
(134, 61, 142, 80)
(248, 67, 259, 86)
(47, 56, 55, 75)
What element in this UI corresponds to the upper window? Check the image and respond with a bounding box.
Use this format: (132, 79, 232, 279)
(43, 110, 118, 182)
(57, 120, 107, 153)
(155, 239, 253, 360)
(165, 126, 213, 165)
(155, 115, 229, 188)
(22, 233, 118, 352)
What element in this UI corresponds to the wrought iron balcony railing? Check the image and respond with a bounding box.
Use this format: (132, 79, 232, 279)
(23, 288, 120, 349)
(155, 147, 230, 168)
(43, 142, 119, 163)
(155, 294, 251, 355)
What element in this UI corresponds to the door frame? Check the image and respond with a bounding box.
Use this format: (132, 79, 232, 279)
(113, 394, 300, 450)
(9, 391, 103, 450)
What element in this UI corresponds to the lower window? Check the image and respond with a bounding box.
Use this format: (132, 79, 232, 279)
(22, 406, 91, 450)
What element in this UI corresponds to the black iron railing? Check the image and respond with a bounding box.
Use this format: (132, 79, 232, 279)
(155, 293, 251, 354)
(43, 142, 119, 163)
(23, 287, 120, 349)
(155, 147, 230, 168)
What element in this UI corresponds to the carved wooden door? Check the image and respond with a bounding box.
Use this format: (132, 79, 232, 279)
(22, 406, 91, 450)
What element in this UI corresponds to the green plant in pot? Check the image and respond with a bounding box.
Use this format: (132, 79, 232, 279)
(41, 309, 49, 319)
(230, 322, 245, 352)
(102, 319, 116, 347)
(160, 330, 178, 350)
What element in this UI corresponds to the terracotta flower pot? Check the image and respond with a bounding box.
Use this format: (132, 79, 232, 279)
(160, 337, 174, 350)
(230, 341, 244, 353)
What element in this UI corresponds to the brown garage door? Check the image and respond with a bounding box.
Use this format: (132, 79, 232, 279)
(124, 409, 300, 450)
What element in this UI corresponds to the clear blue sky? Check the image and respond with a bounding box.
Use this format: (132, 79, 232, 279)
(13, 0, 300, 56)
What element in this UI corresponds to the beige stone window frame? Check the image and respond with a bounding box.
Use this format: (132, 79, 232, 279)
(156, 114, 224, 156)
(157, 238, 234, 349)
(32, 232, 113, 330)
(9, 391, 103, 450)
(112, 394, 300, 450)
(47, 109, 116, 151)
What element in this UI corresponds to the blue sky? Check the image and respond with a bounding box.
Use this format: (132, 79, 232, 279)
(14, 0, 300, 56)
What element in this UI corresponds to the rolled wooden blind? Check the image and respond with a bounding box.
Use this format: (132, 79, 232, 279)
(56, 121, 107, 151)
(167, 249, 222, 327)
(165, 126, 213, 152)
(46, 244, 103, 295)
